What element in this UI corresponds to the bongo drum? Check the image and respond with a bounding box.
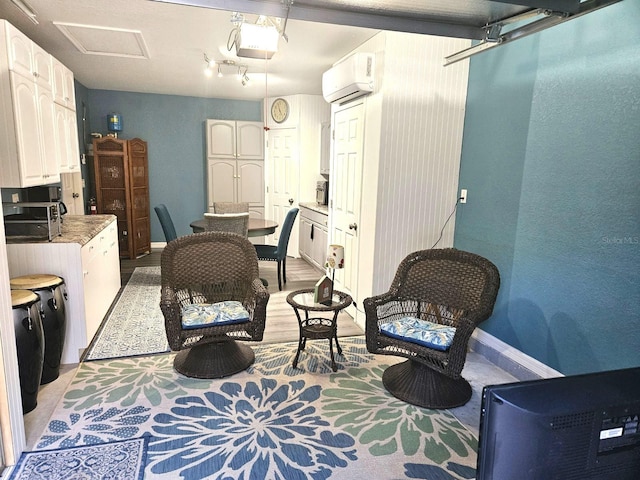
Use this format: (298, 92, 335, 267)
(10, 274, 67, 384)
(11, 289, 45, 414)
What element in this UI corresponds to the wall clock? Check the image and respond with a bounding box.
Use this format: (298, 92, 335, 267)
(271, 98, 289, 123)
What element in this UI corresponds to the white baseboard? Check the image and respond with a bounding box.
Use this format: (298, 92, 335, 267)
(471, 328, 563, 380)
(151, 242, 166, 249)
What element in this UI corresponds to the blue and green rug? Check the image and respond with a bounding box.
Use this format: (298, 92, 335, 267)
(37, 337, 478, 479)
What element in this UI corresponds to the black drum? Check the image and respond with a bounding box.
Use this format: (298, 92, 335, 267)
(11, 289, 45, 414)
(10, 274, 67, 384)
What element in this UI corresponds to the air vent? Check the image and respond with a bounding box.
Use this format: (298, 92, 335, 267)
(54, 22, 149, 59)
(551, 411, 594, 430)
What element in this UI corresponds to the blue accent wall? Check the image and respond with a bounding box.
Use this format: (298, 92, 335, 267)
(86, 90, 262, 240)
(455, 2, 640, 374)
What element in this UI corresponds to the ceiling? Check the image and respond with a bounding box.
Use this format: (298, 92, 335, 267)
(0, 0, 614, 100)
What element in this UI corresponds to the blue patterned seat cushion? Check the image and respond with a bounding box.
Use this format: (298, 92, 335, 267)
(379, 317, 456, 351)
(181, 301, 250, 329)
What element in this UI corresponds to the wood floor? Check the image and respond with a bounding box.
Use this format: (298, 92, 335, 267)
(121, 249, 364, 344)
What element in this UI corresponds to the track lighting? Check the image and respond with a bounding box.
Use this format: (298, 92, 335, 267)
(203, 54, 250, 85)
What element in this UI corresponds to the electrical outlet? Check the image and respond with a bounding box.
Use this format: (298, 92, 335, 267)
(11, 193, 19, 203)
(460, 189, 467, 204)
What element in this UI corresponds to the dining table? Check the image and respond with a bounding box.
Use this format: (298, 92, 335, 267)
(190, 217, 278, 237)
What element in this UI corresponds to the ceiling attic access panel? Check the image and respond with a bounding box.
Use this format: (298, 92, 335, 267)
(152, 0, 582, 39)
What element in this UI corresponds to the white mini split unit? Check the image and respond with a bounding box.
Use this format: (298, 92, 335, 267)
(236, 23, 279, 59)
(322, 52, 375, 104)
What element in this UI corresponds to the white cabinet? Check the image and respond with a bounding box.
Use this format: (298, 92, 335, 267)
(7, 217, 121, 364)
(52, 57, 76, 110)
(0, 20, 78, 187)
(299, 206, 328, 271)
(206, 119, 265, 211)
(55, 103, 81, 172)
(206, 120, 264, 159)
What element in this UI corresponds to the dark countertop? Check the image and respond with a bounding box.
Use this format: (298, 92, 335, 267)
(299, 203, 329, 215)
(5, 215, 116, 247)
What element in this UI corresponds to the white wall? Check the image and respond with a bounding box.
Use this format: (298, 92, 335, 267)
(337, 31, 471, 325)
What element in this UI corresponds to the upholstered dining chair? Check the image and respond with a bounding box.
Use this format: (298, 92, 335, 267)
(204, 212, 250, 237)
(213, 202, 249, 214)
(254, 208, 299, 291)
(154, 204, 178, 243)
(160, 231, 269, 378)
(364, 248, 500, 409)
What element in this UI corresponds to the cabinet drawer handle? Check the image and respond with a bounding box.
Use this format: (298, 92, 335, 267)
(310, 224, 314, 240)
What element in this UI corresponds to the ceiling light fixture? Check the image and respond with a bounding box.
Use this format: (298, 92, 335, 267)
(203, 54, 250, 86)
(11, 0, 38, 25)
(227, 8, 291, 60)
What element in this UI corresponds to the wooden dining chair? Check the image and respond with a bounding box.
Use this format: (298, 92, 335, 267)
(204, 212, 249, 237)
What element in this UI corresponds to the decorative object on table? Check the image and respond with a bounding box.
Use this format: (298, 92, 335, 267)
(254, 207, 299, 290)
(107, 113, 122, 138)
(37, 337, 477, 479)
(322, 244, 344, 305)
(313, 275, 333, 305)
(364, 248, 500, 409)
(160, 232, 269, 378)
(10, 437, 148, 480)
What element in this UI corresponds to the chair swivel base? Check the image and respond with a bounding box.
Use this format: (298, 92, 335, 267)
(382, 359, 472, 409)
(174, 339, 255, 379)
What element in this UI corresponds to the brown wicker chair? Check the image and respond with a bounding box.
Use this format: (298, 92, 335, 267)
(204, 212, 249, 237)
(364, 248, 500, 409)
(160, 232, 269, 378)
(213, 202, 249, 214)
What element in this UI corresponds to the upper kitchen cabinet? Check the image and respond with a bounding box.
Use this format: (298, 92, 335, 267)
(0, 20, 79, 187)
(52, 57, 76, 110)
(206, 120, 264, 159)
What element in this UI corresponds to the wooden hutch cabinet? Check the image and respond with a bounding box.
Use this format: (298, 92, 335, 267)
(92, 137, 151, 259)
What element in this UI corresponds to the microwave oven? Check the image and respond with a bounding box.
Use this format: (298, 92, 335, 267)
(316, 181, 329, 205)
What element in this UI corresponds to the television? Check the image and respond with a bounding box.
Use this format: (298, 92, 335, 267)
(476, 367, 640, 480)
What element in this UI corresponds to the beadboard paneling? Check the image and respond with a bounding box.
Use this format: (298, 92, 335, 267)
(372, 33, 471, 294)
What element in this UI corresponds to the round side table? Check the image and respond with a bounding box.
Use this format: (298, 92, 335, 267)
(286, 288, 352, 372)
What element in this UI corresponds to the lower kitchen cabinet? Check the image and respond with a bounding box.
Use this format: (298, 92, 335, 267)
(6, 216, 121, 364)
(299, 205, 328, 271)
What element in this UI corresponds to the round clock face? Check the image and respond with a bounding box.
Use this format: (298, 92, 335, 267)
(271, 98, 289, 123)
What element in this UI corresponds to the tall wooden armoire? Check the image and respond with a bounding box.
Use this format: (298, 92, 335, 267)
(93, 137, 150, 259)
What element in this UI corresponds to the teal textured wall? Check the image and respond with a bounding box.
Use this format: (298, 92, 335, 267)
(455, 2, 640, 374)
(87, 90, 262, 240)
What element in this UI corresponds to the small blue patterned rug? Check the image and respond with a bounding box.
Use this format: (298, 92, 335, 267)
(9, 436, 148, 480)
(85, 266, 169, 360)
(38, 337, 478, 479)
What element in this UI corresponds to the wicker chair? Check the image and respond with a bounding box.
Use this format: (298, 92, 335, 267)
(160, 232, 269, 378)
(364, 248, 500, 409)
(204, 212, 249, 237)
(213, 202, 249, 214)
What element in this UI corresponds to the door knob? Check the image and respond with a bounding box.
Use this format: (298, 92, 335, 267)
(349, 223, 358, 231)
(289, 198, 294, 205)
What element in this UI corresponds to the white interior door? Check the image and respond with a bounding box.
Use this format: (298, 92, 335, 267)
(330, 102, 365, 299)
(267, 128, 299, 255)
(61, 172, 85, 215)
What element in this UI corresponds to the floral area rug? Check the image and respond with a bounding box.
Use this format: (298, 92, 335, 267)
(84, 266, 169, 360)
(9, 437, 148, 480)
(38, 337, 478, 479)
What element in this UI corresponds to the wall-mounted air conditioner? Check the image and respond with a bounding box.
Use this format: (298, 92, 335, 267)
(322, 52, 375, 104)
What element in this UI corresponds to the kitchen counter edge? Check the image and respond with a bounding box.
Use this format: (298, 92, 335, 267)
(299, 203, 329, 215)
(5, 215, 117, 247)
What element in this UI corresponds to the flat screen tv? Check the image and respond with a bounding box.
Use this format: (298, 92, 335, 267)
(476, 367, 640, 480)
